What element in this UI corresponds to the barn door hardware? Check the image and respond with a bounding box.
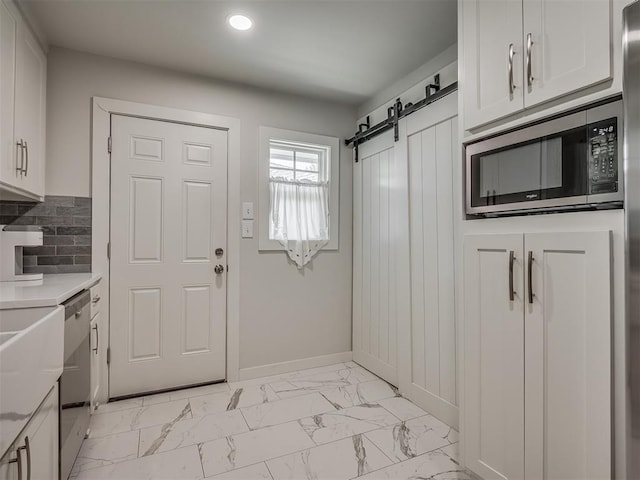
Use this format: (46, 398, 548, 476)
(345, 76, 457, 162)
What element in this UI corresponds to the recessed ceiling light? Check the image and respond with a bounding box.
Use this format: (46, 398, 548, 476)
(228, 14, 253, 31)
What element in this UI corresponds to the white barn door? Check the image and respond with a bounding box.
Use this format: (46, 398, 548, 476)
(109, 115, 228, 398)
(353, 132, 398, 385)
(397, 93, 459, 427)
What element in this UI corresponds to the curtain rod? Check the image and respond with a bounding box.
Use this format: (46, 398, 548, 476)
(345, 77, 459, 162)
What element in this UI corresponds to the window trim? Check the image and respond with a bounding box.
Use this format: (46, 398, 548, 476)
(258, 126, 340, 251)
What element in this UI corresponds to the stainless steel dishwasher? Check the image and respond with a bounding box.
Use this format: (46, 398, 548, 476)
(60, 290, 91, 479)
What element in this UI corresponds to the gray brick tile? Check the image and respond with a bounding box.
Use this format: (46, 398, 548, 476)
(75, 235, 92, 246)
(74, 197, 92, 207)
(73, 216, 91, 226)
(57, 264, 91, 274)
(38, 256, 73, 266)
(22, 246, 55, 256)
(23, 265, 61, 274)
(44, 195, 74, 206)
(56, 206, 91, 217)
(22, 256, 37, 266)
(57, 245, 91, 256)
(44, 235, 74, 245)
(36, 216, 73, 226)
(0, 205, 18, 215)
(74, 255, 91, 265)
(19, 204, 57, 216)
(57, 226, 91, 236)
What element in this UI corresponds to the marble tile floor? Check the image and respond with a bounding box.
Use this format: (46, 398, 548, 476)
(70, 362, 469, 480)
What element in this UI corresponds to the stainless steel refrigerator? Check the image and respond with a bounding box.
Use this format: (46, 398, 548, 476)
(625, 2, 640, 478)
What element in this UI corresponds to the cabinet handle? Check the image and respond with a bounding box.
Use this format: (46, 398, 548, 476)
(509, 250, 515, 301)
(528, 251, 535, 304)
(16, 436, 30, 480)
(23, 141, 28, 176)
(92, 296, 101, 304)
(93, 324, 99, 354)
(526, 33, 534, 88)
(8, 452, 21, 480)
(15, 139, 24, 176)
(508, 43, 517, 95)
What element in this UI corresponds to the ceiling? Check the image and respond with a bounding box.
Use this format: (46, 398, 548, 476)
(20, 0, 457, 106)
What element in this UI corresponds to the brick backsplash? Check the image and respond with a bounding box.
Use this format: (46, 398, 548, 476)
(0, 195, 92, 274)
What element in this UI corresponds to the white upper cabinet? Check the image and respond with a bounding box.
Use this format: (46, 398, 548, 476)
(523, 0, 612, 108)
(462, 0, 612, 130)
(0, 0, 46, 201)
(462, 0, 524, 130)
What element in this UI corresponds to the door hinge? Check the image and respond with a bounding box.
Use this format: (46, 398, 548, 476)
(107, 347, 111, 365)
(108, 136, 112, 154)
(107, 242, 111, 260)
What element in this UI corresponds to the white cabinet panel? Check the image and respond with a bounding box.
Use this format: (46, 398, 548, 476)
(13, 16, 45, 197)
(523, 0, 612, 108)
(462, 0, 524, 129)
(464, 234, 525, 480)
(524, 231, 611, 480)
(0, 0, 17, 187)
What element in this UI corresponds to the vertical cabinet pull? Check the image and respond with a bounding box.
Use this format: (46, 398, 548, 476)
(528, 251, 535, 304)
(508, 43, 517, 95)
(15, 139, 24, 175)
(23, 141, 28, 176)
(526, 33, 534, 88)
(8, 452, 21, 480)
(508, 250, 515, 301)
(16, 436, 30, 480)
(93, 324, 99, 354)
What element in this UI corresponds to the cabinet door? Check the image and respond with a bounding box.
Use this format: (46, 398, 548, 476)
(0, 0, 18, 188)
(28, 385, 59, 480)
(14, 18, 45, 197)
(523, 0, 611, 108)
(90, 312, 100, 409)
(0, 450, 18, 480)
(463, 234, 525, 480)
(462, 0, 524, 130)
(524, 231, 611, 480)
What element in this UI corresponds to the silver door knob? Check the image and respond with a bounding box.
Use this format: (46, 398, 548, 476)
(214, 264, 225, 274)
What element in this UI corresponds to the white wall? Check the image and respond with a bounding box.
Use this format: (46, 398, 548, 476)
(46, 47, 355, 371)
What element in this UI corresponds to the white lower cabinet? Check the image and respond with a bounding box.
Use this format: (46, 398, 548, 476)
(0, 383, 59, 480)
(463, 231, 612, 480)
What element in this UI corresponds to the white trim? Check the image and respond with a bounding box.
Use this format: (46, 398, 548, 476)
(91, 97, 242, 402)
(258, 126, 340, 251)
(238, 351, 353, 381)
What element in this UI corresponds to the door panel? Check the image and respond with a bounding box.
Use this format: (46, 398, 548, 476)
(0, 0, 17, 188)
(398, 94, 459, 428)
(464, 234, 524, 480)
(523, 0, 611, 107)
(462, 0, 524, 129)
(353, 132, 398, 385)
(524, 231, 611, 479)
(110, 115, 227, 397)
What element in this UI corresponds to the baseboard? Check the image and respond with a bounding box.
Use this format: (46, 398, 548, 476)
(238, 351, 353, 381)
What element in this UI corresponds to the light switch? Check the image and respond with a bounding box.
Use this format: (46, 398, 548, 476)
(242, 202, 254, 219)
(241, 220, 254, 238)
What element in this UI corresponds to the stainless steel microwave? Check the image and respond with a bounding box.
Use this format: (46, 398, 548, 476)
(465, 99, 623, 216)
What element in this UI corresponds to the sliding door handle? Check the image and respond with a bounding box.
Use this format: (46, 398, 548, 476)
(528, 251, 535, 304)
(509, 250, 515, 301)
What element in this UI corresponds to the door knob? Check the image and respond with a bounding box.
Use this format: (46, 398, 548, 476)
(214, 264, 225, 274)
(215, 248, 224, 257)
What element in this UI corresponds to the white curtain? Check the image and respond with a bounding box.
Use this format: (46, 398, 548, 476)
(270, 178, 330, 268)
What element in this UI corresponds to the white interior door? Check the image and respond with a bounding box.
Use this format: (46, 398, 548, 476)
(463, 233, 525, 480)
(353, 132, 398, 385)
(524, 231, 611, 479)
(397, 93, 459, 428)
(110, 114, 228, 398)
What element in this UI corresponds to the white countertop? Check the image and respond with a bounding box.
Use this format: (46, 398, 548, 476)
(0, 273, 102, 309)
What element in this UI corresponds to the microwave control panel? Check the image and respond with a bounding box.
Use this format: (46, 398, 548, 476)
(588, 117, 618, 194)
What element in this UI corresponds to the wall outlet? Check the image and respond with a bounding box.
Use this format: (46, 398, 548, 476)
(241, 220, 253, 238)
(242, 202, 254, 220)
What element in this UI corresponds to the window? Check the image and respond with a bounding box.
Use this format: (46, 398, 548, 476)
(259, 127, 340, 262)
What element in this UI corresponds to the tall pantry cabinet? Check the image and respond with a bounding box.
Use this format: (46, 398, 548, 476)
(463, 230, 612, 479)
(0, 0, 46, 201)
